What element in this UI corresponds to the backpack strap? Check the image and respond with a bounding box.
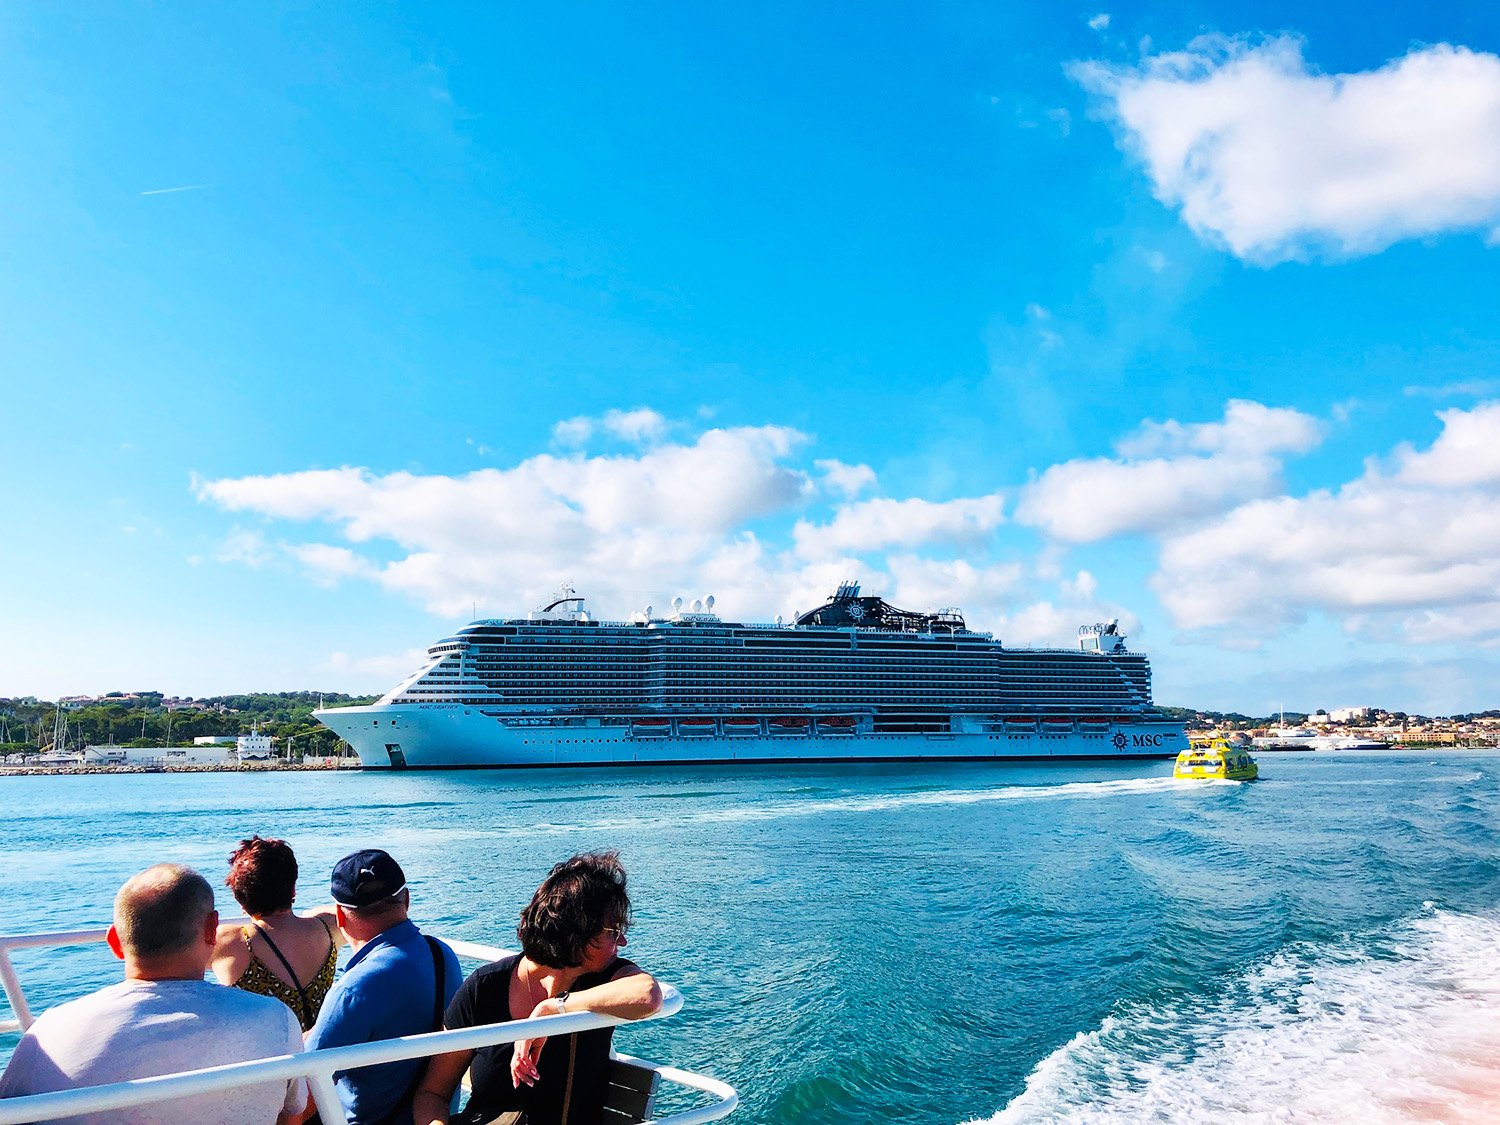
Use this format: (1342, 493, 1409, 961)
(367, 936, 448, 1125)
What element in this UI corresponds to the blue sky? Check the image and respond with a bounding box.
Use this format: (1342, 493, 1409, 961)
(5, 2, 1500, 714)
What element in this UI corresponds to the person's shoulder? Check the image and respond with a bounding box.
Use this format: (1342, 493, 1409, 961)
(187, 979, 292, 1019)
(53, 979, 146, 1016)
(18, 982, 125, 1032)
(473, 953, 519, 980)
(596, 956, 640, 984)
(453, 954, 516, 1000)
(214, 921, 247, 946)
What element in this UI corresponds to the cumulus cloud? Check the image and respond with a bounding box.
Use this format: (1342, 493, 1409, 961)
(1016, 400, 1322, 541)
(198, 426, 814, 616)
(815, 459, 878, 499)
(1391, 401, 1500, 487)
(196, 418, 1074, 647)
(1153, 400, 1500, 641)
(287, 543, 373, 587)
(793, 495, 1006, 558)
(217, 529, 274, 568)
(884, 555, 1024, 615)
(1075, 36, 1500, 261)
(552, 407, 668, 445)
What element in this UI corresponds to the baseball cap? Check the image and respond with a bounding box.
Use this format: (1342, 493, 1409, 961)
(330, 849, 407, 908)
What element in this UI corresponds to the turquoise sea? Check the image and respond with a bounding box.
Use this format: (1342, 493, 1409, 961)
(4, 751, 1500, 1124)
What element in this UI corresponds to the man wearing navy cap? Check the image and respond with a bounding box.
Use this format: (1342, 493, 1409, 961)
(304, 849, 461, 1125)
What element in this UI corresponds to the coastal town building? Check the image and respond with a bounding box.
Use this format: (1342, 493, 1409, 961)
(236, 729, 274, 760)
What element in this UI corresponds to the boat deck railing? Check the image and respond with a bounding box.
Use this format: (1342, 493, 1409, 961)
(0, 925, 737, 1125)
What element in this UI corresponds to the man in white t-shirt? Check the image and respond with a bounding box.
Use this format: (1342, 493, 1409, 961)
(0, 863, 308, 1125)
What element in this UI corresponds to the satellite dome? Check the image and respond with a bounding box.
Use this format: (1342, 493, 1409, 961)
(705, 595, 715, 609)
(691, 598, 703, 612)
(672, 596, 683, 611)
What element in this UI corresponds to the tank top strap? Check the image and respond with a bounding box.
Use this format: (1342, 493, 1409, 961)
(252, 922, 316, 1022)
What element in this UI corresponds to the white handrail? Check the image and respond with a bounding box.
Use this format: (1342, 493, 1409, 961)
(0, 926, 736, 1125)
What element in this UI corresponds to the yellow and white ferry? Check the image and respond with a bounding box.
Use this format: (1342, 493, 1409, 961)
(1173, 738, 1259, 781)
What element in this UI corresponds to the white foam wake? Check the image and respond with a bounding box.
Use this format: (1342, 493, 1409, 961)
(687, 774, 1196, 824)
(973, 909, 1500, 1124)
(374, 775, 1209, 843)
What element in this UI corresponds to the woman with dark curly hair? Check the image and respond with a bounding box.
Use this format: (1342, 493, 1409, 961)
(414, 851, 662, 1125)
(210, 835, 346, 1031)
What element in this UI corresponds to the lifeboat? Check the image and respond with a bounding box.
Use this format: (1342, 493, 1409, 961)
(631, 717, 672, 736)
(677, 717, 717, 736)
(1078, 718, 1111, 733)
(817, 715, 857, 734)
(1041, 718, 1075, 733)
(723, 717, 761, 736)
(1174, 738, 1259, 781)
(768, 716, 811, 734)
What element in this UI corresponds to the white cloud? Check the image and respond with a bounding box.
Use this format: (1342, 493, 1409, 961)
(551, 407, 668, 445)
(815, 459, 878, 499)
(1016, 400, 1322, 541)
(217, 529, 274, 568)
(199, 426, 816, 616)
(1391, 401, 1500, 487)
(996, 591, 1140, 648)
(1402, 379, 1500, 399)
(1153, 400, 1500, 642)
(884, 555, 1024, 616)
(287, 543, 373, 587)
(552, 416, 594, 445)
(602, 407, 667, 442)
(196, 422, 1093, 650)
(1076, 37, 1500, 262)
(793, 495, 1006, 559)
(1088, 13, 1110, 31)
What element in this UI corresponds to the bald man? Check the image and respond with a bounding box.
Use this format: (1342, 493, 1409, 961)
(0, 863, 308, 1125)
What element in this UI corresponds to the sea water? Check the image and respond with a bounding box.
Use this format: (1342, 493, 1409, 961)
(3, 751, 1499, 1124)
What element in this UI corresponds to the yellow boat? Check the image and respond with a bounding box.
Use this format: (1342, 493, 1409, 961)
(1173, 738, 1259, 781)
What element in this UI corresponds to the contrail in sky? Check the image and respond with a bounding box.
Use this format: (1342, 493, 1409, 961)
(140, 184, 209, 195)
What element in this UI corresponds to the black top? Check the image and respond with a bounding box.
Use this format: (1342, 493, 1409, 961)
(445, 954, 633, 1125)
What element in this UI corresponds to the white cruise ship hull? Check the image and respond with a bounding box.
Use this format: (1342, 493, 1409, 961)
(314, 704, 1188, 769)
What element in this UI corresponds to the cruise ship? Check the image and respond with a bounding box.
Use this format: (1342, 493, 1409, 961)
(313, 583, 1187, 769)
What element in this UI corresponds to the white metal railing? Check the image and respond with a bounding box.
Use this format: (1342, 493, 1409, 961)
(0, 926, 737, 1125)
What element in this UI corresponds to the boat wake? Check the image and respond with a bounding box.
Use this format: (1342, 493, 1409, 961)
(972, 907, 1500, 1124)
(380, 776, 1214, 842)
(695, 775, 1203, 823)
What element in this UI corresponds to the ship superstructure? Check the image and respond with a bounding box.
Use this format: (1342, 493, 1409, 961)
(314, 583, 1186, 768)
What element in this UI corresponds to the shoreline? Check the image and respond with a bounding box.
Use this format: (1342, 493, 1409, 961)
(0, 761, 359, 777)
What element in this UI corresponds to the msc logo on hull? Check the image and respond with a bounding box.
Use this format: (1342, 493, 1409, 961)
(1115, 731, 1167, 749)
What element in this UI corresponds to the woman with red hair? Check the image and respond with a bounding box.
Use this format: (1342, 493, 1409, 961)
(211, 835, 346, 1031)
